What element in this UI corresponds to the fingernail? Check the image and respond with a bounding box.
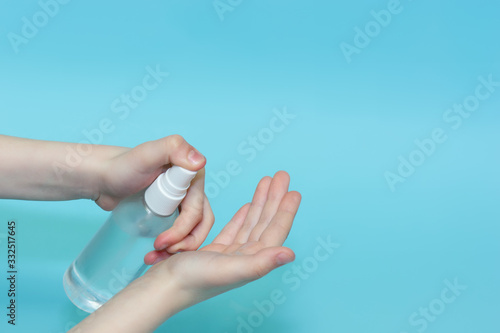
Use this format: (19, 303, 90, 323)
(276, 253, 293, 266)
(188, 149, 205, 165)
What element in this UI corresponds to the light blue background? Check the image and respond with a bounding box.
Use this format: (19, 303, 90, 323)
(1, 0, 499, 332)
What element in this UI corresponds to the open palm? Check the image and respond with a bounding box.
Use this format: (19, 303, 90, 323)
(146, 171, 301, 306)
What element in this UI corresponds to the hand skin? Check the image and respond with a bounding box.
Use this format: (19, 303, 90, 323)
(0, 134, 214, 263)
(71, 171, 301, 333)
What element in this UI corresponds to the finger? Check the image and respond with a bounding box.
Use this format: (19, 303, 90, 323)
(167, 195, 215, 252)
(144, 250, 174, 266)
(154, 169, 206, 251)
(259, 191, 302, 247)
(212, 203, 251, 246)
(234, 176, 272, 244)
(230, 247, 295, 283)
(248, 171, 290, 242)
(194, 247, 295, 289)
(129, 135, 206, 174)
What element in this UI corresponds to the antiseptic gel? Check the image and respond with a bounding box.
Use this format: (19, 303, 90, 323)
(63, 166, 197, 313)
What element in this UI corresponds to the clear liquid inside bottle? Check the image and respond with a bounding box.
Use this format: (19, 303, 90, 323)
(63, 191, 178, 313)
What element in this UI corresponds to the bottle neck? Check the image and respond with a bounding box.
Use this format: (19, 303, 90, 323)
(143, 196, 176, 218)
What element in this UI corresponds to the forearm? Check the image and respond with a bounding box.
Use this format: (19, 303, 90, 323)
(70, 272, 184, 333)
(0, 135, 126, 201)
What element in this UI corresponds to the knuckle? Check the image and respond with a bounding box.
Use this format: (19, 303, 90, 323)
(186, 235, 198, 248)
(205, 208, 215, 226)
(188, 209, 204, 223)
(208, 214, 215, 227)
(184, 202, 205, 222)
(169, 227, 185, 241)
(269, 189, 282, 201)
(176, 210, 201, 232)
(254, 262, 269, 279)
(166, 134, 185, 150)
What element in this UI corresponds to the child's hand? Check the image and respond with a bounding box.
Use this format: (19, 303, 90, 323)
(95, 135, 214, 264)
(0, 134, 213, 266)
(148, 171, 301, 305)
(72, 171, 300, 333)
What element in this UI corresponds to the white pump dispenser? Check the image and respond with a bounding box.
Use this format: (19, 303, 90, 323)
(145, 166, 197, 216)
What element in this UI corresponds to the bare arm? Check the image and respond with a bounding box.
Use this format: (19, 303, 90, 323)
(0, 134, 114, 201)
(0, 134, 214, 263)
(70, 274, 181, 333)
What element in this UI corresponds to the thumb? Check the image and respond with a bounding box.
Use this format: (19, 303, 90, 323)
(237, 247, 295, 282)
(131, 135, 206, 173)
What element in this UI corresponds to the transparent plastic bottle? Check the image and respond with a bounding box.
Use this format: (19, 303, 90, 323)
(63, 166, 197, 313)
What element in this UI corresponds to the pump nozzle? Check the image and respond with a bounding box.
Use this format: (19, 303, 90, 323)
(145, 166, 197, 216)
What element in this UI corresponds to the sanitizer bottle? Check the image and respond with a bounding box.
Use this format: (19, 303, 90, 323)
(63, 166, 197, 313)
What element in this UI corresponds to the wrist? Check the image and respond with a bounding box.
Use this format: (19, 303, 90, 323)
(77, 145, 106, 201)
(144, 261, 192, 318)
(71, 272, 181, 333)
(81, 144, 129, 201)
